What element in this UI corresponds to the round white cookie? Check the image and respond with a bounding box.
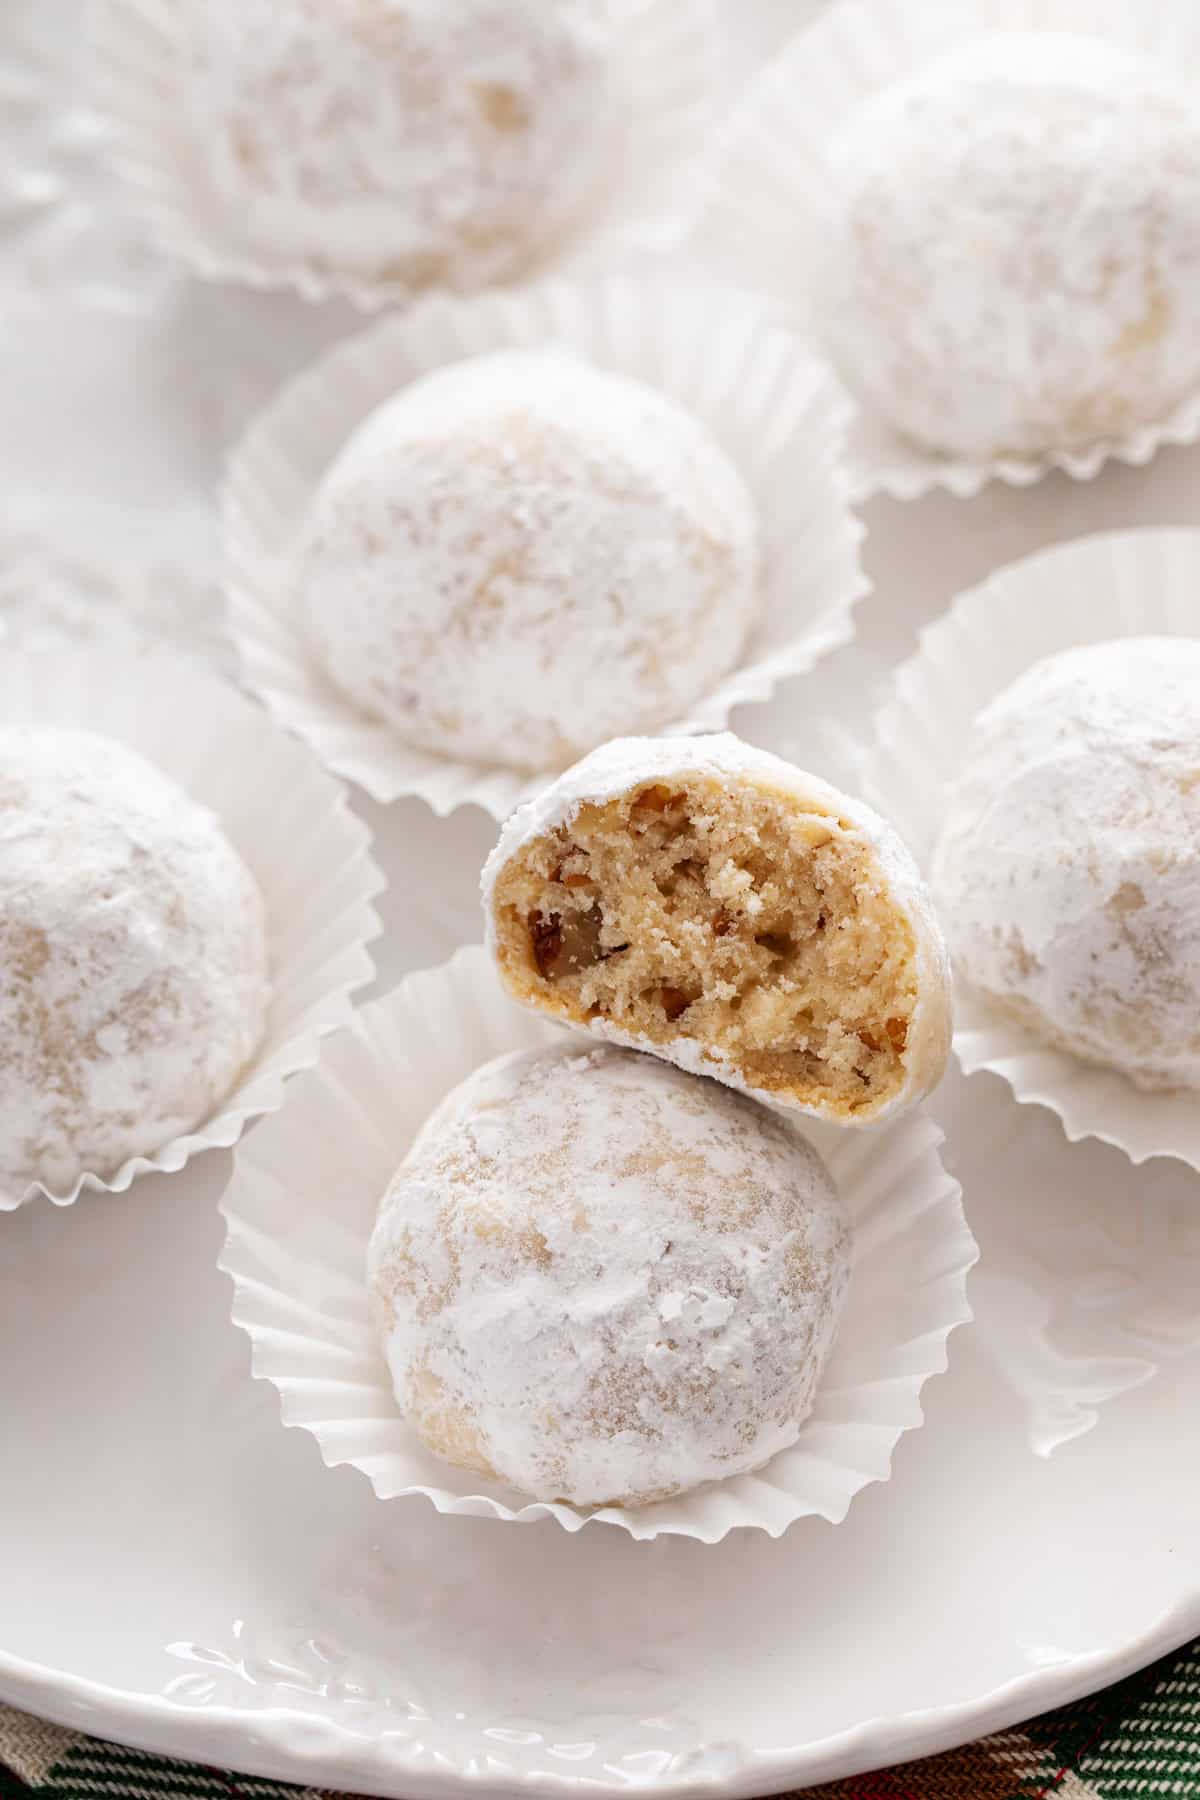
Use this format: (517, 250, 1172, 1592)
(825, 33, 1200, 459)
(932, 638, 1200, 1090)
(483, 733, 952, 1125)
(187, 0, 619, 284)
(0, 728, 270, 1196)
(292, 350, 761, 772)
(368, 1042, 851, 1506)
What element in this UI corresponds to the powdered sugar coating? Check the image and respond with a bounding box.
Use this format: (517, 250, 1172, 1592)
(932, 638, 1200, 1091)
(482, 732, 952, 1120)
(824, 33, 1200, 460)
(367, 1041, 851, 1506)
(185, 0, 619, 285)
(292, 352, 761, 773)
(0, 728, 271, 1198)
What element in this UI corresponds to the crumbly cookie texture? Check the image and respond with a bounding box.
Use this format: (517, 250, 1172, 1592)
(292, 349, 761, 773)
(824, 32, 1200, 459)
(0, 728, 270, 1197)
(368, 1042, 851, 1506)
(482, 733, 951, 1123)
(932, 637, 1200, 1092)
(186, 0, 619, 284)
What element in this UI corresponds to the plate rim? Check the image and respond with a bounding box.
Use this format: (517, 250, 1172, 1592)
(3, 1593, 1198, 1797)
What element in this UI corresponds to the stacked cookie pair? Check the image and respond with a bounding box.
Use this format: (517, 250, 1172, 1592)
(368, 732, 952, 1509)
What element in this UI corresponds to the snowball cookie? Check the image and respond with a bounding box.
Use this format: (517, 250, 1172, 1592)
(0, 728, 270, 1197)
(186, 0, 619, 285)
(824, 33, 1200, 459)
(291, 349, 761, 772)
(932, 638, 1200, 1092)
(483, 733, 952, 1124)
(368, 1042, 852, 1506)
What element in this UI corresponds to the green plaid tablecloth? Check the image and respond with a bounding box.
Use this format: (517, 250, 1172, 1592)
(2, 1636, 1198, 1800)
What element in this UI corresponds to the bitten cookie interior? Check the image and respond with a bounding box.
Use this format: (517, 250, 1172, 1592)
(489, 761, 928, 1119)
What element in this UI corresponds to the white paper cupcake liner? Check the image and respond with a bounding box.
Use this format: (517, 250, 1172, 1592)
(222, 272, 867, 818)
(218, 945, 976, 1543)
(91, 0, 719, 310)
(868, 526, 1200, 1169)
(0, 643, 382, 1211)
(690, 0, 1200, 502)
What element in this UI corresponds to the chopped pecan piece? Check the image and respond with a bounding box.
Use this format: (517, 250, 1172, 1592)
(858, 1018, 908, 1056)
(530, 905, 619, 979)
(530, 911, 563, 977)
(632, 784, 680, 813)
(550, 852, 593, 889)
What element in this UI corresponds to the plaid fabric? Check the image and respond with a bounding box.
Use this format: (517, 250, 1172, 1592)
(1, 1638, 1197, 1800)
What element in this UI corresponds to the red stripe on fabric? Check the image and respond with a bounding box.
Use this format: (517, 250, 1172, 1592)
(1032, 1708, 1114, 1798)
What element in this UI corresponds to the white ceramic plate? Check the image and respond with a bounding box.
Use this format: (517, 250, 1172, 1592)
(3, 0, 1200, 1792)
(2, 1040, 1199, 1799)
